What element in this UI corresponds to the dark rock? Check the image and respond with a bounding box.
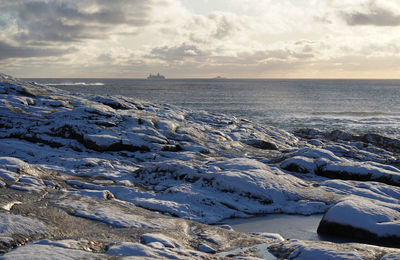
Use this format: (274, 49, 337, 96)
(315, 168, 398, 187)
(161, 145, 183, 152)
(282, 162, 310, 173)
(295, 128, 400, 153)
(243, 139, 278, 150)
(317, 220, 400, 245)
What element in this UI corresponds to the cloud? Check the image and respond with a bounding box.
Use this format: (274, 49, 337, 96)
(181, 11, 244, 45)
(342, 4, 400, 26)
(1, 0, 400, 78)
(147, 44, 207, 61)
(207, 13, 238, 39)
(0, 0, 158, 61)
(96, 53, 114, 63)
(1, 0, 154, 43)
(0, 41, 76, 60)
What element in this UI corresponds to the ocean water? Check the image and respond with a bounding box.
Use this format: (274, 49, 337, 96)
(27, 78, 400, 138)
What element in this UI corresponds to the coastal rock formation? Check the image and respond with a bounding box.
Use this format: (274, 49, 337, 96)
(1, 73, 400, 258)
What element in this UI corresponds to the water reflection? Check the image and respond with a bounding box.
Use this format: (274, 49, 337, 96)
(223, 214, 324, 241)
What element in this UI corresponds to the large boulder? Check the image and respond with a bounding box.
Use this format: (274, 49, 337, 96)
(317, 197, 400, 244)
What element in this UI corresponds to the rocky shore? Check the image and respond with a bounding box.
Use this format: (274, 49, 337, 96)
(0, 73, 400, 259)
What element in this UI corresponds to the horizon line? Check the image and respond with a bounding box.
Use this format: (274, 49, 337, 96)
(21, 77, 400, 80)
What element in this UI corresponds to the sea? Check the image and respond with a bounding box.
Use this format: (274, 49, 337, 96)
(26, 78, 400, 138)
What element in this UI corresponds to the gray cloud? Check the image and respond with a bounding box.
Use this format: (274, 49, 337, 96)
(0, 41, 76, 60)
(147, 44, 207, 61)
(1, 0, 153, 43)
(96, 53, 114, 63)
(342, 6, 400, 26)
(210, 49, 313, 66)
(208, 13, 237, 40)
(0, 0, 155, 60)
(185, 12, 241, 44)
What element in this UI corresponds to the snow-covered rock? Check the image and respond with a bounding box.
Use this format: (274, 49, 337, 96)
(281, 147, 400, 186)
(250, 232, 285, 241)
(318, 197, 400, 243)
(0, 244, 105, 260)
(106, 242, 158, 257)
(269, 240, 400, 260)
(0, 213, 49, 238)
(140, 233, 181, 248)
(197, 243, 216, 253)
(2, 73, 400, 258)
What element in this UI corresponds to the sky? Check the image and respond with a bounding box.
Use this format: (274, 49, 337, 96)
(1, 0, 400, 78)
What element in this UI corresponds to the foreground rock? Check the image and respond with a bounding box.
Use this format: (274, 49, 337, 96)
(1, 73, 400, 258)
(318, 197, 400, 244)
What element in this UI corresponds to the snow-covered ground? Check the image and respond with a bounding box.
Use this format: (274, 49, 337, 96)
(1, 73, 400, 258)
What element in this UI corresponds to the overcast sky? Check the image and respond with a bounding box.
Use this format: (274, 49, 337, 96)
(1, 0, 400, 78)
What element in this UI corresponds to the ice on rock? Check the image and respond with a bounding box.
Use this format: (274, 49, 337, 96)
(0, 244, 104, 260)
(381, 252, 400, 260)
(292, 148, 343, 162)
(0, 213, 49, 237)
(320, 179, 400, 204)
(251, 232, 285, 241)
(282, 147, 400, 186)
(106, 242, 158, 257)
(33, 239, 83, 249)
(319, 161, 400, 185)
(197, 243, 216, 254)
(0, 157, 28, 172)
(281, 156, 316, 173)
(55, 195, 156, 229)
(286, 242, 363, 260)
(268, 240, 399, 260)
(0, 169, 18, 182)
(140, 233, 180, 248)
(83, 134, 122, 148)
(0, 157, 40, 182)
(68, 189, 115, 200)
(216, 224, 234, 230)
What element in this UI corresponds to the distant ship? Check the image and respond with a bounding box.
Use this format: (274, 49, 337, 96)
(147, 73, 166, 80)
(213, 76, 226, 79)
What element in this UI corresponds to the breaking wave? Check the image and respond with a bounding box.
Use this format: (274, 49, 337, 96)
(46, 82, 104, 86)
